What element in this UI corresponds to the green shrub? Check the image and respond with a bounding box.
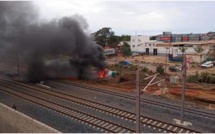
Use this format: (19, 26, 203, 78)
(187, 76, 198, 83)
(187, 71, 199, 83)
(199, 72, 210, 83)
(209, 76, 215, 84)
(156, 65, 164, 74)
(148, 70, 154, 74)
(187, 71, 215, 84)
(115, 63, 123, 68)
(129, 64, 137, 71)
(141, 67, 149, 72)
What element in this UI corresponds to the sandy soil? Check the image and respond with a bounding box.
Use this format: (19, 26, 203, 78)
(107, 55, 215, 76)
(1, 55, 215, 110)
(75, 55, 215, 109)
(72, 71, 215, 109)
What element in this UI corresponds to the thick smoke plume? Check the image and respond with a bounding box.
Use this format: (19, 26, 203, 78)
(0, 1, 106, 82)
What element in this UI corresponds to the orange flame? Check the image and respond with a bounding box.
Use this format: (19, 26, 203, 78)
(99, 71, 105, 78)
(99, 68, 108, 78)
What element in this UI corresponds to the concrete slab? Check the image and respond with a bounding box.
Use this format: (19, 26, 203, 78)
(0, 103, 60, 133)
(173, 118, 192, 126)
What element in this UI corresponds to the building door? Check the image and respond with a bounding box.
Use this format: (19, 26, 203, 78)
(153, 48, 157, 55)
(146, 48, 149, 55)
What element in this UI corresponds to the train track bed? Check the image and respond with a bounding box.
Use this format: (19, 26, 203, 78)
(60, 79, 215, 108)
(0, 84, 135, 132)
(45, 79, 215, 132)
(0, 76, 203, 133)
(50, 79, 215, 117)
(0, 89, 100, 133)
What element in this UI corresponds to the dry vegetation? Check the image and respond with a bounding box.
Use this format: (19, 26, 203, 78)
(76, 55, 215, 109)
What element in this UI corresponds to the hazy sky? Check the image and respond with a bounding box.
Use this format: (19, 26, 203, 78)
(34, 0, 215, 36)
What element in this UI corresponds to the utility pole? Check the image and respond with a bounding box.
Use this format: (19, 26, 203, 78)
(135, 70, 165, 132)
(213, 45, 215, 65)
(165, 47, 169, 73)
(136, 67, 140, 133)
(168, 40, 171, 55)
(165, 40, 171, 73)
(181, 51, 186, 123)
(178, 45, 187, 124)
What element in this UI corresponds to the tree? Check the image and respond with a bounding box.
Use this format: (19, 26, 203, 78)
(179, 46, 188, 67)
(179, 46, 188, 53)
(108, 35, 120, 48)
(119, 35, 130, 41)
(150, 36, 156, 40)
(94, 27, 114, 47)
(194, 45, 204, 63)
(122, 42, 131, 58)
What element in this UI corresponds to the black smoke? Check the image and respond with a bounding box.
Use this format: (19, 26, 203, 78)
(0, 1, 106, 82)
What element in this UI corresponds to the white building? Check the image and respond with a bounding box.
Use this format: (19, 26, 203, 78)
(130, 35, 215, 63)
(156, 41, 215, 63)
(130, 35, 162, 55)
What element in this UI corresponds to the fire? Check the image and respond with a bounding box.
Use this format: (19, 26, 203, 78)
(99, 68, 108, 78)
(99, 71, 105, 78)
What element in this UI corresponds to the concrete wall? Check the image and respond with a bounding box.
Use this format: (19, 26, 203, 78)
(0, 103, 60, 133)
(130, 35, 153, 52)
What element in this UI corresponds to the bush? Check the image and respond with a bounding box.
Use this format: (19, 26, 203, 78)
(187, 71, 215, 84)
(128, 64, 137, 71)
(156, 65, 164, 74)
(148, 70, 154, 74)
(187, 71, 199, 83)
(141, 67, 149, 72)
(115, 63, 123, 68)
(187, 75, 199, 83)
(209, 76, 215, 84)
(199, 72, 210, 83)
(191, 63, 199, 68)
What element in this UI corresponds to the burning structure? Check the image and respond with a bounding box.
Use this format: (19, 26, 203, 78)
(0, 1, 106, 82)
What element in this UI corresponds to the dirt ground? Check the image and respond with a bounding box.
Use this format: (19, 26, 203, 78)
(76, 55, 215, 110)
(72, 70, 215, 109)
(1, 55, 215, 110)
(108, 55, 215, 76)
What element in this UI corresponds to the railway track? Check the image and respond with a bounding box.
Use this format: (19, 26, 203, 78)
(0, 77, 201, 133)
(53, 80, 215, 120)
(0, 81, 134, 133)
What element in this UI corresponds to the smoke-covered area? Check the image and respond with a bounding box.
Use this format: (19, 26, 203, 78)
(0, 1, 106, 82)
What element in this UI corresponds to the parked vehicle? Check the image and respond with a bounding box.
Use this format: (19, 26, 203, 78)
(119, 60, 132, 66)
(104, 48, 115, 56)
(201, 61, 214, 68)
(131, 52, 139, 57)
(169, 54, 183, 62)
(169, 65, 182, 72)
(139, 52, 145, 55)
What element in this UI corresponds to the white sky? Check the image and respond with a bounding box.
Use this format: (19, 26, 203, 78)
(33, 0, 215, 36)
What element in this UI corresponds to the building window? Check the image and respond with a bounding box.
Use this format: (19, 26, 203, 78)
(138, 39, 141, 42)
(149, 44, 151, 46)
(132, 39, 135, 42)
(132, 45, 135, 48)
